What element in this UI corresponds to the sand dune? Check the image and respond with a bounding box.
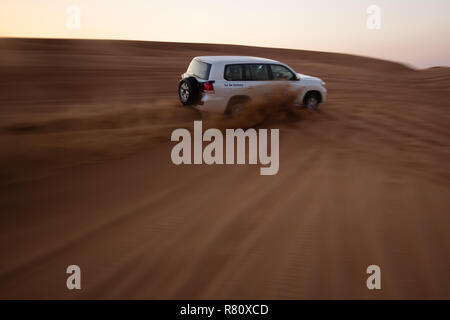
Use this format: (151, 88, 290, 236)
(0, 38, 449, 299)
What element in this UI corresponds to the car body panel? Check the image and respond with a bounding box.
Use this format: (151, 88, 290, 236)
(181, 56, 327, 113)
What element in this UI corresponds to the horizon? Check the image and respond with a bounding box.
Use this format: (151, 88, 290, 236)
(0, 36, 450, 70)
(4, 35, 448, 71)
(1, 0, 449, 69)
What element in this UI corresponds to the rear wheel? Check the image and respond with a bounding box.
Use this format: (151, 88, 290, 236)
(229, 103, 246, 117)
(178, 77, 200, 105)
(225, 96, 251, 118)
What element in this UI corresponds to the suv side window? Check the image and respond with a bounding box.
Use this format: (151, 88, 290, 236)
(245, 64, 270, 81)
(224, 64, 244, 81)
(270, 64, 296, 80)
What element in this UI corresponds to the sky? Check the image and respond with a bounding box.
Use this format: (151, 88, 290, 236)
(1, 0, 449, 68)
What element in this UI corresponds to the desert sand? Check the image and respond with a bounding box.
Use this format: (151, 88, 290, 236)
(0, 38, 449, 299)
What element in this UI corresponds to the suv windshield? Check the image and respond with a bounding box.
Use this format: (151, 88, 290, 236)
(187, 59, 211, 80)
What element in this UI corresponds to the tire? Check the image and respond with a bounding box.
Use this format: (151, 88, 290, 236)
(304, 92, 320, 110)
(229, 103, 245, 118)
(178, 77, 200, 105)
(225, 96, 251, 117)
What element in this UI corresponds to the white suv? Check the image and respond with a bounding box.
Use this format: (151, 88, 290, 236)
(178, 56, 326, 115)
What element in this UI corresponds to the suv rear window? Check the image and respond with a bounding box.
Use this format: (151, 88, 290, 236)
(187, 59, 212, 80)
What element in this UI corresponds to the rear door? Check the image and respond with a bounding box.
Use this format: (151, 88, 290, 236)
(244, 63, 273, 97)
(215, 64, 249, 100)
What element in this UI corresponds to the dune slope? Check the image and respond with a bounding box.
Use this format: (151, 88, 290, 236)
(0, 38, 449, 299)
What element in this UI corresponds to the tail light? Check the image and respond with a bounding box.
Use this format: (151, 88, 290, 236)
(180, 73, 184, 80)
(202, 82, 214, 93)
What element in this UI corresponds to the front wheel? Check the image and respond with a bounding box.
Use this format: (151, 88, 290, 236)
(304, 93, 320, 110)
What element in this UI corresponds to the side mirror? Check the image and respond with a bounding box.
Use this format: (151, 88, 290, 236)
(295, 73, 301, 81)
